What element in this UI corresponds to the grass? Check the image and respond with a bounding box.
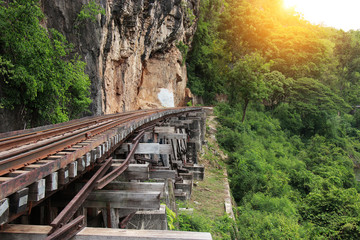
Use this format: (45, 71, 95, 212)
(176, 114, 238, 239)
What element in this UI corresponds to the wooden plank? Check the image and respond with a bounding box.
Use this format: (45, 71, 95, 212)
(69, 161, 78, 178)
(7, 170, 30, 177)
(85, 152, 91, 167)
(154, 127, 175, 133)
(110, 163, 150, 180)
(45, 172, 58, 192)
(77, 157, 86, 173)
(0, 177, 14, 182)
(9, 188, 28, 214)
(184, 164, 205, 173)
(175, 182, 192, 200)
(0, 198, 9, 225)
(103, 182, 164, 192)
(111, 163, 149, 172)
(117, 143, 172, 155)
(158, 133, 187, 140)
(28, 179, 45, 202)
(149, 170, 176, 179)
(58, 166, 69, 186)
(118, 171, 149, 181)
(159, 144, 172, 154)
(0, 225, 213, 240)
(179, 173, 193, 181)
(85, 190, 161, 210)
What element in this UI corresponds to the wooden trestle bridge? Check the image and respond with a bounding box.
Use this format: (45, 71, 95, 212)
(0, 107, 212, 240)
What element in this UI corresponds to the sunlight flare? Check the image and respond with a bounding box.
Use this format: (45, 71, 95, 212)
(283, 0, 360, 31)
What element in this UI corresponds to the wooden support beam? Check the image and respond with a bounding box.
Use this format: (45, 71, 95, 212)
(154, 127, 175, 133)
(109, 163, 149, 181)
(0, 224, 213, 240)
(85, 190, 161, 210)
(101, 208, 119, 229)
(58, 166, 69, 186)
(77, 157, 86, 173)
(28, 179, 45, 202)
(85, 152, 91, 167)
(175, 181, 192, 200)
(158, 133, 187, 140)
(45, 172, 58, 192)
(103, 182, 164, 193)
(0, 198, 9, 225)
(149, 170, 176, 179)
(127, 205, 167, 230)
(9, 188, 28, 214)
(184, 164, 205, 172)
(116, 143, 172, 155)
(69, 161, 78, 179)
(179, 173, 193, 181)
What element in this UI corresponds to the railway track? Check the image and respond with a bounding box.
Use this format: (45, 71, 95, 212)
(0, 109, 161, 176)
(0, 107, 203, 239)
(0, 107, 201, 199)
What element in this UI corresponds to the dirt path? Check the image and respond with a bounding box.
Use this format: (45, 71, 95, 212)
(189, 110, 235, 220)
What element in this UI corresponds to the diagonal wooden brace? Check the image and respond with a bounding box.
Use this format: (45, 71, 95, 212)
(46, 215, 84, 240)
(48, 157, 113, 235)
(95, 131, 145, 190)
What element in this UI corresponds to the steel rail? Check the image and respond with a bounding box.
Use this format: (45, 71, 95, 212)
(95, 130, 145, 189)
(0, 119, 115, 160)
(0, 110, 154, 152)
(46, 215, 85, 240)
(0, 111, 150, 160)
(0, 111, 160, 176)
(0, 107, 202, 201)
(48, 158, 113, 235)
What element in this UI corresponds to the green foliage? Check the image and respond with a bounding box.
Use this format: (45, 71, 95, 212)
(165, 205, 177, 230)
(237, 210, 303, 239)
(0, 0, 91, 126)
(176, 212, 211, 232)
(228, 53, 270, 105)
(187, 0, 227, 103)
(176, 211, 237, 240)
(192, 0, 360, 238)
(264, 71, 293, 107)
(176, 41, 189, 66)
(76, 0, 105, 28)
(216, 103, 360, 238)
(181, 0, 196, 25)
(227, 53, 270, 121)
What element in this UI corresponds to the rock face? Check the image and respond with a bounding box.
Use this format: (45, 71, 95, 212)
(41, 0, 199, 114)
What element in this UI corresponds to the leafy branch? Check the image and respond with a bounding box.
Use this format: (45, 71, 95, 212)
(75, 0, 105, 29)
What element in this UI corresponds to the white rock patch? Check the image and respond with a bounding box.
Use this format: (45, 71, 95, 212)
(158, 88, 175, 108)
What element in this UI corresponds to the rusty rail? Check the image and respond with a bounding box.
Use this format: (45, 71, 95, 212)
(0, 111, 158, 176)
(0, 111, 142, 151)
(0, 107, 202, 228)
(95, 130, 145, 189)
(48, 158, 113, 235)
(46, 215, 85, 240)
(0, 107, 203, 240)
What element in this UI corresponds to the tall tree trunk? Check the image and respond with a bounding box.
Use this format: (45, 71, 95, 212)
(242, 99, 249, 123)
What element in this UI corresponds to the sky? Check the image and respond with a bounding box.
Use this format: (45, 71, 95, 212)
(283, 0, 360, 31)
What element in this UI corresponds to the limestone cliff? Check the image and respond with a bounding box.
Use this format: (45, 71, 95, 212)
(41, 0, 199, 115)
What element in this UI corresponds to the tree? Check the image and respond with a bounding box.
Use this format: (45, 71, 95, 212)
(0, 0, 91, 127)
(333, 30, 360, 106)
(288, 77, 351, 136)
(227, 53, 270, 122)
(264, 70, 293, 107)
(187, 0, 228, 103)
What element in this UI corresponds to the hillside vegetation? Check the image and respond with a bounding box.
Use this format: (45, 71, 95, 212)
(187, 0, 360, 238)
(0, 0, 94, 127)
